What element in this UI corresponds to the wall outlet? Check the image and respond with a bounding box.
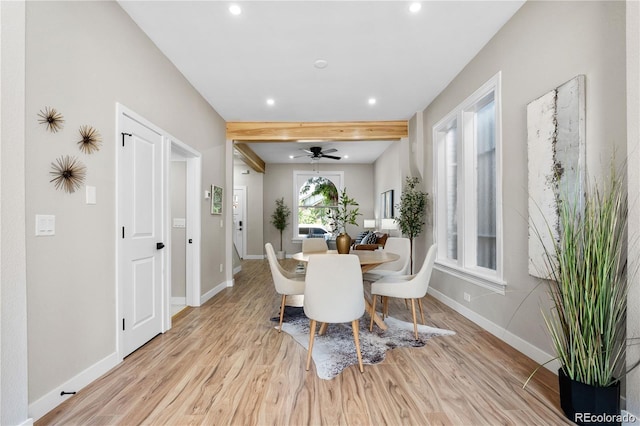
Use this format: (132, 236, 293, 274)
(463, 292, 471, 302)
(219, 263, 223, 272)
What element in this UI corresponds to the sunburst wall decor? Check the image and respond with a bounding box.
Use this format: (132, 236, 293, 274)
(37, 107, 65, 133)
(77, 125, 102, 154)
(50, 155, 86, 193)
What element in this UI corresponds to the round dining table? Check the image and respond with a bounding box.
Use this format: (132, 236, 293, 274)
(291, 249, 400, 331)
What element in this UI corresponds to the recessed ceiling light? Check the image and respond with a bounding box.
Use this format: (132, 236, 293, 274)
(314, 59, 329, 69)
(409, 2, 421, 13)
(229, 4, 242, 15)
(289, 155, 294, 159)
(344, 155, 349, 159)
(368, 98, 377, 105)
(266, 98, 275, 106)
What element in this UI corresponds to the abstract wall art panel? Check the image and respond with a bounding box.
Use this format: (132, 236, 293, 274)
(527, 75, 585, 278)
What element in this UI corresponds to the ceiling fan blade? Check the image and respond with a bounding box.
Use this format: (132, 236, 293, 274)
(301, 149, 313, 154)
(321, 148, 337, 154)
(321, 154, 341, 160)
(293, 154, 308, 158)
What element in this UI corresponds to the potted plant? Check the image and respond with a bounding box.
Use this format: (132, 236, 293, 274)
(270, 197, 291, 259)
(395, 176, 428, 273)
(330, 188, 361, 254)
(531, 172, 629, 425)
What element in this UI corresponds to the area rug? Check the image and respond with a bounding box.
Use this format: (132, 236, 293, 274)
(275, 309, 455, 380)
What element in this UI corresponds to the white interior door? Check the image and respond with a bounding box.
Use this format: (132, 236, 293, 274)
(233, 187, 246, 258)
(119, 113, 164, 357)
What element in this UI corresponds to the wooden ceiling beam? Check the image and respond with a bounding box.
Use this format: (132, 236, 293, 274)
(226, 121, 408, 141)
(234, 143, 266, 174)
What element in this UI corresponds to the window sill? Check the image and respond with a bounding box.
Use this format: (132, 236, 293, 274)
(434, 261, 506, 295)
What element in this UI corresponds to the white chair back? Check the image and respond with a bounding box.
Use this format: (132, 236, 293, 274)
(304, 254, 364, 324)
(302, 238, 328, 253)
(376, 237, 410, 274)
(265, 243, 303, 295)
(407, 243, 437, 298)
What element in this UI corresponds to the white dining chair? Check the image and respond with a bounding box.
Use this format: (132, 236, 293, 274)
(304, 254, 365, 373)
(369, 244, 437, 339)
(362, 237, 410, 282)
(265, 243, 306, 332)
(302, 238, 328, 253)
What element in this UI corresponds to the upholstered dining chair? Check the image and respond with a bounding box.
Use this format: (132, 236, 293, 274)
(302, 238, 328, 253)
(304, 254, 365, 373)
(265, 243, 306, 333)
(362, 237, 411, 282)
(369, 244, 437, 339)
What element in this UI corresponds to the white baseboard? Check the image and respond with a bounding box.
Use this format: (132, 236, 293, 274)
(233, 265, 242, 274)
(171, 296, 186, 305)
(29, 352, 120, 422)
(428, 287, 560, 373)
(17, 418, 34, 426)
(200, 281, 228, 305)
(243, 255, 264, 260)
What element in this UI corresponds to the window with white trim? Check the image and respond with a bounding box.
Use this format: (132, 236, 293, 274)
(293, 171, 343, 240)
(433, 72, 504, 291)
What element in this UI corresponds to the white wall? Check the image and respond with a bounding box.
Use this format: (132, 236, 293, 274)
(1, 1, 30, 424)
(24, 0, 226, 413)
(422, 0, 626, 376)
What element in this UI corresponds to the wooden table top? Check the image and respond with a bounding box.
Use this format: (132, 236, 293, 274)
(291, 249, 399, 267)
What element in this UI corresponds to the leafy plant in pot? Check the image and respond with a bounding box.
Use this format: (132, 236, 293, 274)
(330, 188, 361, 254)
(270, 197, 291, 259)
(395, 176, 429, 273)
(531, 172, 631, 426)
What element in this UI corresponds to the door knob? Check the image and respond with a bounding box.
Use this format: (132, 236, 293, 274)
(188, 239, 193, 244)
(156, 242, 165, 250)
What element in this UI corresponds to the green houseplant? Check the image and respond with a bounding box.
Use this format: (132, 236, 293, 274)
(532, 172, 629, 425)
(395, 176, 428, 273)
(330, 188, 361, 253)
(270, 197, 291, 259)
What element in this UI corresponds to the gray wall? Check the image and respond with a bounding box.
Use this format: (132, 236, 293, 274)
(263, 163, 375, 256)
(373, 142, 403, 234)
(421, 0, 626, 372)
(626, 1, 640, 417)
(25, 0, 226, 405)
(171, 162, 187, 299)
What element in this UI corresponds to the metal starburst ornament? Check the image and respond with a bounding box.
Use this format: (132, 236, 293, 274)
(50, 155, 86, 193)
(77, 125, 102, 154)
(37, 107, 65, 133)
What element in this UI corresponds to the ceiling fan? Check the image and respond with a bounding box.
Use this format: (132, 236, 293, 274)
(296, 146, 341, 161)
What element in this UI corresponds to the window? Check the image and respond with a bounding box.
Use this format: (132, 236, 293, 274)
(293, 171, 343, 239)
(433, 72, 504, 292)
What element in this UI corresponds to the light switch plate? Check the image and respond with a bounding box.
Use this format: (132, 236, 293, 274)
(173, 218, 186, 228)
(86, 186, 96, 205)
(35, 214, 55, 236)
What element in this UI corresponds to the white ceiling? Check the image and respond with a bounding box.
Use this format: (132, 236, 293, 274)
(118, 0, 525, 164)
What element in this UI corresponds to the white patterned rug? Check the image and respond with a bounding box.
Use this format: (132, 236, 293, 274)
(276, 309, 455, 380)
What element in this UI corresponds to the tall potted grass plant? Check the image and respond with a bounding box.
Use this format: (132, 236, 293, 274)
(533, 172, 628, 425)
(270, 197, 291, 259)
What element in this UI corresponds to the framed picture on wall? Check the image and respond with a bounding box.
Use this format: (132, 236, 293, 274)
(381, 189, 394, 218)
(211, 185, 223, 215)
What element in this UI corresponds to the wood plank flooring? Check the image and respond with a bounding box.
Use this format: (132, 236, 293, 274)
(37, 259, 571, 425)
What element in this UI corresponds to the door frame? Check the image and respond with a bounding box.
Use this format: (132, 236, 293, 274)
(233, 185, 247, 259)
(168, 140, 202, 314)
(116, 103, 202, 358)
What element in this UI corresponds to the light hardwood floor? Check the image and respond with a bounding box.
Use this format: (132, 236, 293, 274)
(37, 259, 571, 425)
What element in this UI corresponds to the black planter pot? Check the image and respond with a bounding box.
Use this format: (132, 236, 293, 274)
(558, 369, 621, 426)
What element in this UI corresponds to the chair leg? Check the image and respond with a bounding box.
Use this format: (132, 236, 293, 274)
(278, 294, 287, 333)
(306, 319, 317, 371)
(382, 296, 389, 319)
(410, 299, 418, 340)
(418, 298, 425, 325)
(404, 299, 409, 309)
(352, 319, 364, 373)
(369, 294, 377, 331)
